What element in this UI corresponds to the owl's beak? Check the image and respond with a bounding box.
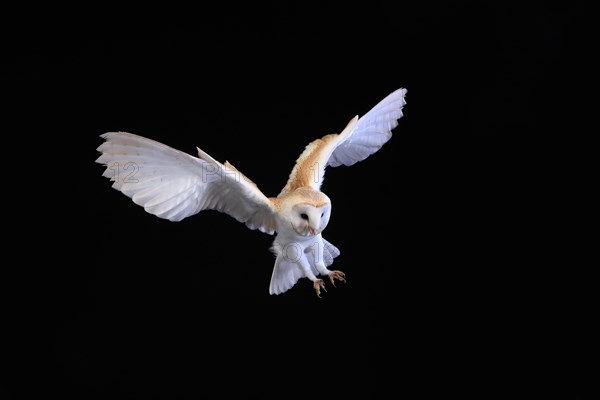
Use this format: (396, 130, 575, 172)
(307, 226, 317, 236)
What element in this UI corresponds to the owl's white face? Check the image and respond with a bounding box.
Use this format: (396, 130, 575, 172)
(289, 203, 331, 237)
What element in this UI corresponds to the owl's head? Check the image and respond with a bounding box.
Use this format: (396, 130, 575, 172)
(279, 189, 331, 237)
(291, 202, 331, 236)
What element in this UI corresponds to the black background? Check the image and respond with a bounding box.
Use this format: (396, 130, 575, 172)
(3, 2, 591, 399)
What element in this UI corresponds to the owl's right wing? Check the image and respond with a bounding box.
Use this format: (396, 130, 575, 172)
(96, 132, 277, 234)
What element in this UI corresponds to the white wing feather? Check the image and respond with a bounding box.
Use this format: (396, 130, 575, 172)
(96, 132, 276, 233)
(280, 88, 407, 193)
(328, 88, 407, 167)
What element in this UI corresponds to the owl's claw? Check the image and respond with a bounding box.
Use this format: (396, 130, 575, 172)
(328, 270, 346, 286)
(313, 279, 326, 297)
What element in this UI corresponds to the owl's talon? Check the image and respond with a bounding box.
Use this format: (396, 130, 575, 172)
(329, 270, 346, 286)
(313, 279, 326, 297)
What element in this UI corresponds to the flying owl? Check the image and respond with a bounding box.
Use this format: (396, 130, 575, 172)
(96, 88, 407, 296)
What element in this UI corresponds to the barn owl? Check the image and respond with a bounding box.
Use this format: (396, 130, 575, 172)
(96, 88, 407, 296)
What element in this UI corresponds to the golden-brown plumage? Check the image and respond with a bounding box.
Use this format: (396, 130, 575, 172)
(279, 116, 359, 196)
(271, 187, 330, 212)
(279, 134, 339, 195)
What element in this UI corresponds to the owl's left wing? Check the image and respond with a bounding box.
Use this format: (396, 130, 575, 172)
(279, 88, 407, 194)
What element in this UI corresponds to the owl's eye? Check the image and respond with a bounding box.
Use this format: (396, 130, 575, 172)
(321, 213, 324, 217)
(300, 213, 309, 220)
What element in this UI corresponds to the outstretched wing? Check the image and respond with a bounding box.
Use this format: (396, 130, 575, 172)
(96, 132, 277, 234)
(280, 88, 407, 194)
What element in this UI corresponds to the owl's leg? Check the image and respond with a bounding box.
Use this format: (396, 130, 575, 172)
(314, 261, 346, 287)
(308, 242, 346, 288)
(296, 255, 326, 297)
